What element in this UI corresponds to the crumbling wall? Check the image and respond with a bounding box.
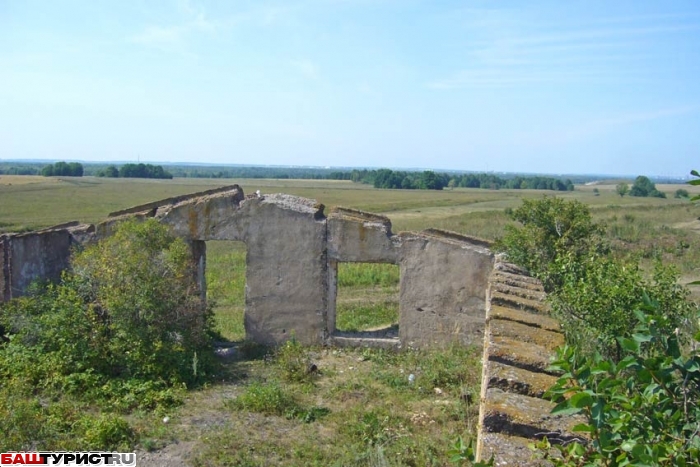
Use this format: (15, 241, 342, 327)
(326, 208, 494, 348)
(154, 191, 328, 346)
(1, 185, 494, 349)
(476, 260, 584, 465)
(327, 208, 397, 263)
(397, 231, 494, 347)
(0, 235, 9, 302)
(0, 228, 73, 301)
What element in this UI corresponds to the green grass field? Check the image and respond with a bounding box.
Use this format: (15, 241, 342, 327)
(2, 174, 700, 463)
(4, 175, 700, 328)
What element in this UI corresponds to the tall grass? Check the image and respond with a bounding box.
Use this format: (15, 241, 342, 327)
(336, 262, 400, 288)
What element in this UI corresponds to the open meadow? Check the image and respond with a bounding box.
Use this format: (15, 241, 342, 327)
(2, 175, 700, 465)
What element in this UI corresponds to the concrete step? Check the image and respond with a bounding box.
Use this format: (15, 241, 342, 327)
(477, 432, 554, 466)
(489, 318, 564, 352)
(490, 291, 549, 314)
(482, 388, 586, 443)
(487, 336, 560, 375)
(490, 271, 545, 292)
(489, 305, 561, 333)
(486, 361, 559, 398)
(493, 261, 533, 277)
(491, 281, 546, 302)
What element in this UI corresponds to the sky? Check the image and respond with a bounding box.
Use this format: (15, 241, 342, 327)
(1, 0, 699, 177)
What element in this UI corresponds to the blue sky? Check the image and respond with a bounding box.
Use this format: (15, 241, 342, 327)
(1, 0, 699, 176)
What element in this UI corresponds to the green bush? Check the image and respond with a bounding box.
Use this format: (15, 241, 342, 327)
(494, 197, 606, 292)
(81, 413, 135, 451)
(675, 188, 690, 199)
(629, 175, 666, 198)
(495, 197, 693, 361)
(550, 258, 693, 361)
(0, 218, 216, 409)
(536, 299, 700, 465)
(499, 197, 700, 462)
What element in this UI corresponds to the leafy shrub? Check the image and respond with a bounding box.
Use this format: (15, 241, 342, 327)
(536, 299, 700, 465)
(675, 188, 690, 199)
(550, 258, 693, 361)
(80, 413, 135, 451)
(0, 218, 216, 410)
(494, 197, 606, 292)
(629, 175, 666, 198)
(496, 197, 693, 361)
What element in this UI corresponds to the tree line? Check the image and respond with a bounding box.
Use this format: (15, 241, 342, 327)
(341, 169, 575, 191)
(96, 163, 173, 179)
(41, 161, 84, 177)
(616, 175, 667, 198)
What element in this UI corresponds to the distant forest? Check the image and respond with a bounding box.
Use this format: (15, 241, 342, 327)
(162, 165, 575, 191)
(0, 161, 682, 191)
(338, 169, 574, 191)
(96, 163, 173, 179)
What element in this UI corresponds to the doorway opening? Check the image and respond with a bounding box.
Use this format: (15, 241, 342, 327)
(206, 240, 247, 342)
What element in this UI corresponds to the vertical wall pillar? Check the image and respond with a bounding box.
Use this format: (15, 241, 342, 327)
(0, 235, 10, 303)
(189, 240, 207, 304)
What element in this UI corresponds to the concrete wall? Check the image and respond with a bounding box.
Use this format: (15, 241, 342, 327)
(0, 236, 9, 302)
(155, 192, 329, 346)
(397, 231, 494, 347)
(0, 229, 74, 301)
(327, 208, 397, 263)
(1, 185, 494, 349)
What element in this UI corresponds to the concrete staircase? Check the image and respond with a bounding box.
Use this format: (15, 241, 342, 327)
(476, 261, 585, 465)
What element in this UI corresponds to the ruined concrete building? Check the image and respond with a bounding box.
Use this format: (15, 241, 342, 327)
(0, 185, 581, 465)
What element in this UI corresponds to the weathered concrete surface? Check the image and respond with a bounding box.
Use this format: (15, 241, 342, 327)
(487, 361, 558, 398)
(1, 229, 72, 300)
(157, 192, 328, 346)
(489, 319, 564, 351)
(482, 388, 583, 439)
(397, 230, 494, 347)
(236, 195, 328, 346)
(109, 185, 244, 218)
(155, 186, 247, 241)
(477, 260, 584, 465)
(478, 433, 551, 467)
(327, 208, 397, 263)
(0, 236, 9, 302)
(489, 305, 561, 333)
(490, 290, 548, 314)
